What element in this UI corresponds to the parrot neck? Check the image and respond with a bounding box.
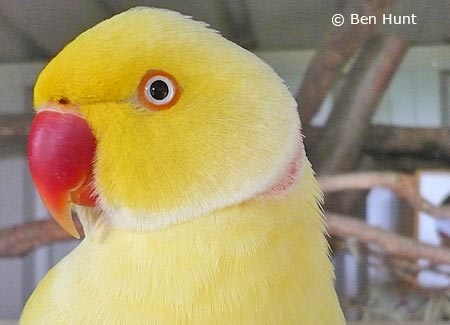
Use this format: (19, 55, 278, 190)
(77, 159, 325, 247)
(49, 161, 343, 323)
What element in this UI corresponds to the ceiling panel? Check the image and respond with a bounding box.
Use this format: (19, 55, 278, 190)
(383, 0, 450, 45)
(246, 0, 337, 49)
(0, 0, 111, 55)
(0, 0, 448, 62)
(100, 0, 232, 38)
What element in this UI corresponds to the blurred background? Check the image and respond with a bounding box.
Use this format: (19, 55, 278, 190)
(1, 0, 450, 322)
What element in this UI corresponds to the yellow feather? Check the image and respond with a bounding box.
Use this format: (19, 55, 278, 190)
(23, 7, 344, 324)
(22, 163, 344, 324)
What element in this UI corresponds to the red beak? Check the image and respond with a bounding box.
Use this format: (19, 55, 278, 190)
(28, 109, 97, 238)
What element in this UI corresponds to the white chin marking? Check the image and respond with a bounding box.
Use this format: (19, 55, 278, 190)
(93, 135, 304, 232)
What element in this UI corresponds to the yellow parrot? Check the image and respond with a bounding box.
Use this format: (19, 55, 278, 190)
(22, 7, 344, 324)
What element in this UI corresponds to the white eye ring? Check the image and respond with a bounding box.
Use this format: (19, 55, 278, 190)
(144, 75, 175, 106)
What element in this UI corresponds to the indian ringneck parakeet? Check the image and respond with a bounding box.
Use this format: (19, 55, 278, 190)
(22, 7, 344, 324)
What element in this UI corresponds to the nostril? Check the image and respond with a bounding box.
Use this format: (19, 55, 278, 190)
(58, 98, 70, 105)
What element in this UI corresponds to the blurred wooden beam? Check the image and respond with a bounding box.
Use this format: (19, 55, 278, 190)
(364, 125, 450, 163)
(0, 114, 31, 138)
(309, 34, 409, 174)
(306, 125, 450, 169)
(0, 113, 33, 157)
(369, 155, 450, 172)
(296, 0, 398, 128)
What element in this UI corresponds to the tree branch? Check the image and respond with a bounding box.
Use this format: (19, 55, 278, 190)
(0, 218, 83, 257)
(327, 212, 450, 265)
(296, 0, 398, 127)
(309, 34, 409, 174)
(319, 172, 450, 218)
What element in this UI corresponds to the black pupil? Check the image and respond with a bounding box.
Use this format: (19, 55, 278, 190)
(150, 80, 169, 100)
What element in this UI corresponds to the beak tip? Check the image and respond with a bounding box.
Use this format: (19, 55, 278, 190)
(50, 207, 81, 239)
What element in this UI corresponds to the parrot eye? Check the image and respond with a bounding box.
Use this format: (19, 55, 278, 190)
(138, 70, 180, 110)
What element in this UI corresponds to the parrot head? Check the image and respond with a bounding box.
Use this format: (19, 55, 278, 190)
(29, 7, 303, 238)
